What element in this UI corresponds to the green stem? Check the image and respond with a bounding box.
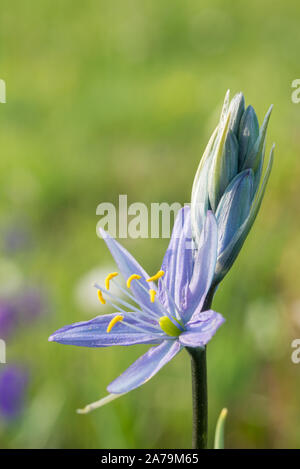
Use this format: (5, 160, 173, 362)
(186, 287, 215, 449)
(187, 346, 208, 449)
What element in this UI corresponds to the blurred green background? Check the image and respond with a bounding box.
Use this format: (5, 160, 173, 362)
(0, 0, 300, 449)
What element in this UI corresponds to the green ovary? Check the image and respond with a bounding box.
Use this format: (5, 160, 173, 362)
(159, 316, 182, 337)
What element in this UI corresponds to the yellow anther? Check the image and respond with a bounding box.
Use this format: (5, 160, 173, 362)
(127, 274, 142, 288)
(149, 289, 156, 303)
(147, 270, 165, 283)
(97, 290, 106, 305)
(105, 272, 118, 290)
(106, 314, 124, 333)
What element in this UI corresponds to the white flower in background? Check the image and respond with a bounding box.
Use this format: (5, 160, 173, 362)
(245, 299, 284, 357)
(0, 259, 23, 297)
(74, 265, 125, 315)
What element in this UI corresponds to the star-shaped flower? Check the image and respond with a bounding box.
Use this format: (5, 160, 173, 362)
(49, 207, 224, 403)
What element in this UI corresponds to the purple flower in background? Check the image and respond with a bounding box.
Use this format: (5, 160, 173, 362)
(49, 207, 224, 396)
(13, 286, 46, 324)
(1, 222, 31, 254)
(0, 365, 28, 420)
(0, 287, 46, 340)
(0, 301, 18, 339)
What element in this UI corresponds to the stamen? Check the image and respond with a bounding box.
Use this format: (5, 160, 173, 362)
(110, 280, 159, 320)
(136, 278, 175, 319)
(94, 282, 160, 322)
(149, 289, 156, 303)
(108, 300, 161, 332)
(97, 290, 106, 304)
(105, 272, 118, 290)
(95, 283, 144, 315)
(147, 270, 165, 282)
(122, 316, 163, 335)
(127, 274, 142, 288)
(106, 314, 124, 333)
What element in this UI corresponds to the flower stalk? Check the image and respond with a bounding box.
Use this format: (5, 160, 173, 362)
(186, 288, 214, 449)
(187, 346, 208, 449)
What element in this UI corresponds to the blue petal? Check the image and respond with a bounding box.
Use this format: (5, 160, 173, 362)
(215, 145, 274, 284)
(238, 105, 259, 169)
(99, 229, 161, 315)
(159, 206, 193, 310)
(241, 105, 273, 174)
(186, 211, 218, 321)
(216, 169, 253, 255)
(179, 310, 225, 348)
(48, 313, 163, 347)
(212, 129, 239, 208)
(107, 340, 182, 393)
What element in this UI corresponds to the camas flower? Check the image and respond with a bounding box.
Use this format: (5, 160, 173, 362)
(49, 207, 224, 402)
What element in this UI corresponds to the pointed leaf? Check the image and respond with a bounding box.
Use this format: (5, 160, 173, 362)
(214, 408, 228, 449)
